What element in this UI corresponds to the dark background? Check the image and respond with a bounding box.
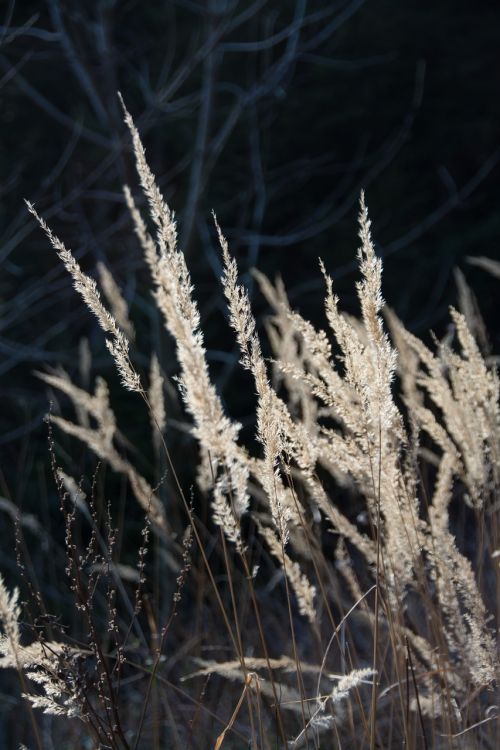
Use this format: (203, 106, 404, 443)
(1, 0, 499, 593)
(1, 1, 500, 745)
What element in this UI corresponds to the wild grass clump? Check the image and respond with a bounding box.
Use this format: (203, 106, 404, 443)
(1, 99, 499, 749)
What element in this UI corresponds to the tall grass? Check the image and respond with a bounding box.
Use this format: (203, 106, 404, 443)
(1, 100, 499, 749)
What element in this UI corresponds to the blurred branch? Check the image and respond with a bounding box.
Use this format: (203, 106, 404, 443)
(47, 0, 108, 125)
(181, 0, 218, 255)
(0, 55, 112, 146)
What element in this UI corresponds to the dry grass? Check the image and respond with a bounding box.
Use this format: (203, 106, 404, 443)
(1, 100, 499, 749)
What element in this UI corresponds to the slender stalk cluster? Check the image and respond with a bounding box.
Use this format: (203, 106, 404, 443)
(19, 98, 499, 748)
